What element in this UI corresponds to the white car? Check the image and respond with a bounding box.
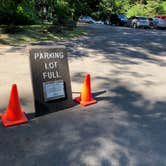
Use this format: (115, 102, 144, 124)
(79, 16, 104, 24)
(79, 16, 96, 24)
(128, 16, 150, 28)
(95, 20, 104, 24)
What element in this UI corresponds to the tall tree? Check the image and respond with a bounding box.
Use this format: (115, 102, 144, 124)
(146, 0, 162, 17)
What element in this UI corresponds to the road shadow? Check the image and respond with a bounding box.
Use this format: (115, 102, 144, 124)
(0, 25, 166, 166)
(1, 74, 166, 166)
(59, 25, 166, 67)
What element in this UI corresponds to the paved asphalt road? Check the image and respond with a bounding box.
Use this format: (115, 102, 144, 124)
(0, 24, 166, 166)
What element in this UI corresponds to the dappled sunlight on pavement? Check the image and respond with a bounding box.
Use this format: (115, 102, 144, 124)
(0, 24, 166, 165)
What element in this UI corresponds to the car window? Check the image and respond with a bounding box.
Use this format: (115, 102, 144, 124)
(118, 14, 128, 19)
(138, 17, 148, 20)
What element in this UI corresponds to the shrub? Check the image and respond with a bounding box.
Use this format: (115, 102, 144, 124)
(52, 0, 76, 29)
(0, 1, 39, 25)
(126, 4, 146, 17)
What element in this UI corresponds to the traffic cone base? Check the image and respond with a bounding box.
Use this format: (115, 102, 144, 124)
(1, 84, 28, 127)
(1, 111, 28, 127)
(74, 74, 97, 107)
(74, 96, 97, 106)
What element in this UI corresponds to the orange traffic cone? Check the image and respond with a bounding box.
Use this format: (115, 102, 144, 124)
(74, 74, 97, 106)
(1, 84, 28, 127)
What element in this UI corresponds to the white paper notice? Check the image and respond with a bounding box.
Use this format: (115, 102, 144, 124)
(43, 80, 65, 101)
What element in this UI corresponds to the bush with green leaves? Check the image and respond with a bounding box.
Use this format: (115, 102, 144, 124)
(0, 0, 39, 25)
(53, 0, 71, 24)
(52, 0, 76, 29)
(127, 4, 146, 17)
(1, 0, 166, 27)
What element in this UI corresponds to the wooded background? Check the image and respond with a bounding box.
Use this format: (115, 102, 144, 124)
(0, 0, 166, 25)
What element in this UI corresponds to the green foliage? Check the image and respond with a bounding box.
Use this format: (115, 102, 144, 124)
(91, 11, 101, 20)
(145, 0, 162, 17)
(53, 0, 72, 24)
(98, 0, 166, 19)
(99, 0, 115, 14)
(159, 1, 166, 15)
(52, 0, 76, 29)
(0, 0, 39, 25)
(99, 0, 114, 20)
(1, 0, 166, 26)
(127, 4, 146, 17)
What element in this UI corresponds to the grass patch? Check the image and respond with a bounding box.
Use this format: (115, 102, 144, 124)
(0, 24, 88, 46)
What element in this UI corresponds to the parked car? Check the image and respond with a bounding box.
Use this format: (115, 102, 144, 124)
(128, 16, 150, 28)
(155, 15, 166, 21)
(152, 16, 166, 29)
(109, 14, 128, 26)
(79, 16, 96, 24)
(95, 20, 104, 24)
(148, 18, 154, 28)
(104, 19, 110, 25)
(79, 16, 104, 24)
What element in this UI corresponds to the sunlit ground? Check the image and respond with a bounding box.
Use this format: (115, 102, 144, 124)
(0, 24, 166, 165)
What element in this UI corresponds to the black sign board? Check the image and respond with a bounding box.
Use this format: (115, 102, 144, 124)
(29, 46, 73, 116)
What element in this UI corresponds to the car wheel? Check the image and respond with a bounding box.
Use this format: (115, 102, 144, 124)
(116, 22, 120, 26)
(133, 23, 137, 28)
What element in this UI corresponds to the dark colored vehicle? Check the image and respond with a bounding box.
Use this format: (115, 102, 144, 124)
(148, 18, 154, 28)
(109, 14, 128, 26)
(127, 16, 150, 28)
